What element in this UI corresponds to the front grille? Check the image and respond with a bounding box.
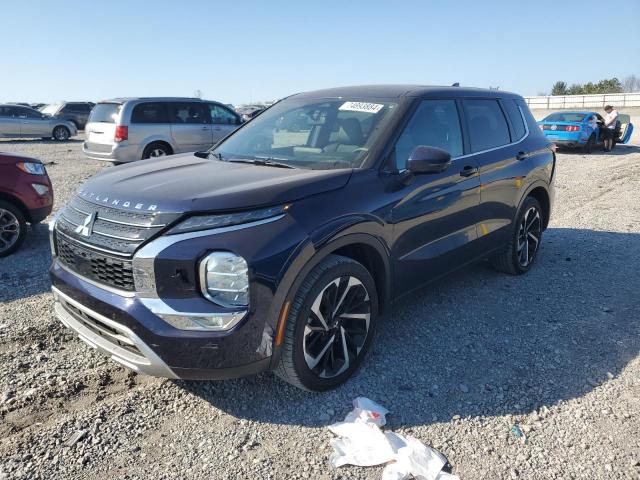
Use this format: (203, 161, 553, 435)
(84, 142, 113, 153)
(56, 233, 135, 291)
(58, 295, 143, 358)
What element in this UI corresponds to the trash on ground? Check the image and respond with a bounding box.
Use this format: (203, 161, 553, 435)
(511, 424, 527, 444)
(328, 397, 459, 480)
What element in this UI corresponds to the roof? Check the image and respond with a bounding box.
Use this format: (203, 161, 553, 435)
(97, 97, 210, 103)
(292, 84, 523, 100)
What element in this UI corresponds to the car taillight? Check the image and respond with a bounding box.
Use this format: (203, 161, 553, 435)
(565, 125, 580, 132)
(114, 125, 128, 142)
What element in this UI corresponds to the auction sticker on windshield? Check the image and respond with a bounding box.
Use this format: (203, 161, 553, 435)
(339, 102, 384, 114)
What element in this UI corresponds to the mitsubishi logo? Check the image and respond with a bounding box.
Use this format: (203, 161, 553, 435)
(75, 212, 96, 237)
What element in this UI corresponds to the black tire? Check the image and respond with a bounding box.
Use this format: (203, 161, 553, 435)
(275, 254, 378, 391)
(490, 196, 544, 275)
(142, 142, 172, 160)
(0, 200, 27, 258)
(52, 125, 70, 141)
(582, 134, 596, 154)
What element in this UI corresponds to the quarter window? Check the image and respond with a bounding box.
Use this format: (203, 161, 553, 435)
(463, 99, 510, 152)
(131, 102, 169, 124)
(394, 99, 463, 169)
(503, 99, 526, 141)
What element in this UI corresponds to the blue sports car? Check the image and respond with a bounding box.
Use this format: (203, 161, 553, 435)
(537, 111, 634, 153)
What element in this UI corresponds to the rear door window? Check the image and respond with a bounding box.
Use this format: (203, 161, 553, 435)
(394, 99, 463, 169)
(89, 103, 121, 123)
(463, 99, 511, 152)
(503, 99, 526, 141)
(131, 102, 169, 124)
(168, 102, 209, 124)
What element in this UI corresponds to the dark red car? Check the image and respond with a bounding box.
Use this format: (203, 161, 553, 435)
(0, 152, 53, 256)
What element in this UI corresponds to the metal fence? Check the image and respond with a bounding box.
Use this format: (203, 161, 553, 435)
(524, 93, 640, 110)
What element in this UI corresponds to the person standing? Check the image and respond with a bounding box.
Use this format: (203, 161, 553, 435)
(602, 105, 619, 151)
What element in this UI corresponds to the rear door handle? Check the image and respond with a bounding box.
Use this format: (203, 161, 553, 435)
(459, 165, 478, 177)
(516, 151, 527, 161)
(201, 126, 210, 130)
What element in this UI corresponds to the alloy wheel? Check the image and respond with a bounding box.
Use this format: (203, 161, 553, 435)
(150, 148, 167, 158)
(54, 127, 69, 141)
(0, 208, 21, 254)
(517, 206, 542, 267)
(303, 276, 371, 378)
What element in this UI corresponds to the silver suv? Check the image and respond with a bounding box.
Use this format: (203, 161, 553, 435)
(83, 98, 242, 163)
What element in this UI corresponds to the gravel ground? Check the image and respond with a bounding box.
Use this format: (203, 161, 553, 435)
(0, 134, 639, 480)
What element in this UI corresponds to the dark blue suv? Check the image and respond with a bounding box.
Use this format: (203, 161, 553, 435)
(50, 85, 555, 391)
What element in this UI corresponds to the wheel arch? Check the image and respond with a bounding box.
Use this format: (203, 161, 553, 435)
(141, 139, 175, 159)
(521, 183, 551, 229)
(0, 192, 30, 222)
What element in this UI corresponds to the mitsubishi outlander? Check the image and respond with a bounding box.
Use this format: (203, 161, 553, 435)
(50, 85, 555, 391)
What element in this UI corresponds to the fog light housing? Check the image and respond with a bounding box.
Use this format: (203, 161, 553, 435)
(199, 252, 249, 307)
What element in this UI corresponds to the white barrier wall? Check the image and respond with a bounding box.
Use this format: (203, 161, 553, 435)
(524, 93, 640, 109)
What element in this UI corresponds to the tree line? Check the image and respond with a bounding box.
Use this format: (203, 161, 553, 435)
(547, 75, 640, 96)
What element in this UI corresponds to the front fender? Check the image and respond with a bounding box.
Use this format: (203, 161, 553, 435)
(267, 216, 391, 369)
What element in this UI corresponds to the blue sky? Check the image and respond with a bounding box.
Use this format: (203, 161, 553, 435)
(3, 0, 639, 104)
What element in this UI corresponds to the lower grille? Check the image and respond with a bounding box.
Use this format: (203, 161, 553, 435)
(59, 296, 143, 358)
(56, 233, 135, 291)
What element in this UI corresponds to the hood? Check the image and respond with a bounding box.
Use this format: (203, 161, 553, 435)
(77, 153, 352, 214)
(0, 151, 42, 165)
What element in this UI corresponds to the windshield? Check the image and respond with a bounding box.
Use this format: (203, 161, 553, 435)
(213, 98, 399, 170)
(40, 103, 61, 115)
(543, 112, 586, 123)
(88, 103, 121, 123)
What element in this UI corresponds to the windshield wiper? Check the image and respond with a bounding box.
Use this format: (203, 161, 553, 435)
(226, 157, 296, 169)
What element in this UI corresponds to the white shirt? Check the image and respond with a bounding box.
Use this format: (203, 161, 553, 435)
(604, 109, 618, 129)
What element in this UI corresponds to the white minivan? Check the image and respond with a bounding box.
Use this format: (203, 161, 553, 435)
(83, 97, 242, 163)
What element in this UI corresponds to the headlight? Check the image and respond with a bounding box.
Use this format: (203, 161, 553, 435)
(167, 205, 288, 235)
(199, 252, 249, 307)
(17, 162, 46, 175)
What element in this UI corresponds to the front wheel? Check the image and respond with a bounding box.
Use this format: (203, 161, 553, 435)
(0, 200, 27, 257)
(275, 255, 378, 391)
(490, 196, 543, 275)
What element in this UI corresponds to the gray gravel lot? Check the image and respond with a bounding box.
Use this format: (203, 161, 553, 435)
(0, 135, 639, 479)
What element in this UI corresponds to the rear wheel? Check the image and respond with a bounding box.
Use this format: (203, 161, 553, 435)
(52, 126, 70, 141)
(490, 196, 543, 275)
(275, 255, 378, 391)
(142, 142, 172, 159)
(582, 134, 596, 154)
(0, 200, 27, 257)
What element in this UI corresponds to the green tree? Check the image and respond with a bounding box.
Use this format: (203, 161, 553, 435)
(551, 81, 568, 96)
(567, 84, 583, 95)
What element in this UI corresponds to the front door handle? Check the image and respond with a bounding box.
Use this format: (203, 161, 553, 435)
(516, 151, 527, 161)
(201, 126, 210, 130)
(459, 165, 478, 177)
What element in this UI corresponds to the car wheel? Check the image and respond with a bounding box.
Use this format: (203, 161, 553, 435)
(142, 143, 172, 159)
(582, 134, 596, 154)
(490, 196, 543, 275)
(275, 254, 378, 391)
(0, 200, 27, 258)
(53, 126, 70, 141)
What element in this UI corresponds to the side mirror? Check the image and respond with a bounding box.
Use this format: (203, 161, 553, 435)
(407, 146, 451, 174)
(194, 151, 209, 159)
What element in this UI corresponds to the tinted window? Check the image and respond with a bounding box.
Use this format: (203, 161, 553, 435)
(394, 99, 463, 169)
(543, 112, 586, 123)
(0, 107, 11, 117)
(503, 99, 526, 140)
(209, 104, 238, 125)
(168, 102, 208, 124)
(464, 99, 510, 152)
(516, 99, 542, 135)
(22, 108, 43, 118)
(131, 102, 169, 124)
(89, 103, 121, 123)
